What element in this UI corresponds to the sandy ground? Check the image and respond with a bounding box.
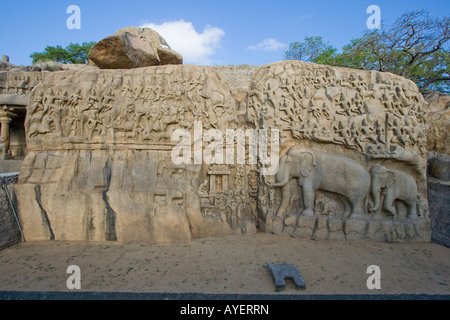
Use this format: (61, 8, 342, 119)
(0, 233, 449, 296)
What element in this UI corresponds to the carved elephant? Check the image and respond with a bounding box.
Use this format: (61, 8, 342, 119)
(369, 165, 418, 219)
(272, 148, 370, 218)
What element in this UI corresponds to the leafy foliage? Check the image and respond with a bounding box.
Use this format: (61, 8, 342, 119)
(30, 42, 96, 65)
(285, 36, 337, 64)
(284, 11, 450, 93)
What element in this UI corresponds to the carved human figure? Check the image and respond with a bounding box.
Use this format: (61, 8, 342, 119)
(102, 88, 115, 108)
(333, 121, 354, 148)
(360, 119, 377, 144)
(307, 101, 321, 122)
(390, 118, 407, 147)
(321, 102, 331, 120)
(349, 122, 364, 151)
(69, 89, 82, 108)
(64, 107, 80, 137)
(369, 165, 418, 219)
(59, 90, 69, 108)
(43, 88, 56, 107)
(215, 196, 227, 222)
(226, 190, 240, 228)
(402, 118, 417, 145)
(374, 120, 386, 145)
(280, 98, 296, 123)
(271, 148, 370, 218)
(30, 91, 45, 115)
(49, 102, 63, 137)
(336, 93, 352, 116)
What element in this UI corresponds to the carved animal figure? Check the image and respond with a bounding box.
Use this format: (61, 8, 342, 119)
(369, 165, 418, 219)
(28, 116, 53, 138)
(272, 148, 370, 218)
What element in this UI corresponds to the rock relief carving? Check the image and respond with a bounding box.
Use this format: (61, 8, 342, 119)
(25, 66, 238, 150)
(248, 61, 429, 240)
(15, 61, 431, 242)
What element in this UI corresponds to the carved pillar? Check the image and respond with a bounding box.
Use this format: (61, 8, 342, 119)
(0, 106, 16, 160)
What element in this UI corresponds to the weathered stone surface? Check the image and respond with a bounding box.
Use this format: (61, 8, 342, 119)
(13, 60, 432, 243)
(428, 153, 450, 180)
(393, 220, 406, 240)
(271, 217, 284, 235)
(297, 215, 317, 229)
(327, 217, 346, 241)
(344, 219, 367, 241)
(0, 71, 45, 96)
(293, 215, 316, 239)
(423, 90, 450, 155)
(313, 216, 328, 240)
(428, 177, 450, 247)
(88, 32, 159, 69)
(253, 61, 430, 242)
(210, 65, 260, 96)
(381, 221, 396, 242)
(283, 214, 298, 226)
(422, 89, 450, 113)
(115, 27, 183, 66)
(426, 108, 450, 155)
(414, 219, 432, 242)
(366, 220, 385, 242)
(0, 94, 30, 106)
(88, 27, 182, 69)
(157, 47, 183, 66)
(0, 70, 47, 159)
(14, 65, 253, 242)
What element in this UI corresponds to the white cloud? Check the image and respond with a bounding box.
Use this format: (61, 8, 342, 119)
(140, 20, 225, 65)
(247, 38, 287, 52)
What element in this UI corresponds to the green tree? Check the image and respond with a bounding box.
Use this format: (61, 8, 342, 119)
(30, 42, 96, 64)
(284, 36, 337, 64)
(284, 10, 450, 93)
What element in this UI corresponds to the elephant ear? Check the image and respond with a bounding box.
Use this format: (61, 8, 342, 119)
(300, 152, 316, 177)
(384, 171, 395, 188)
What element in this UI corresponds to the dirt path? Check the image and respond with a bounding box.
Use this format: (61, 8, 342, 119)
(0, 233, 449, 295)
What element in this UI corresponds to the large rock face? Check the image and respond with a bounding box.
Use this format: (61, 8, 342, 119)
(13, 60, 431, 243)
(423, 90, 450, 155)
(427, 152, 450, 247)
(249, 61, 430, 242)
(88, 27, 182, 69)
(15, 65, 253, 242)
(428, 176, 450, 247)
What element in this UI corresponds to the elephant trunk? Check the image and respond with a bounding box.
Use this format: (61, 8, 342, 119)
(370, 182, 381, 212)
(272, 156, 289, 188)
(272, 175, 290, 188)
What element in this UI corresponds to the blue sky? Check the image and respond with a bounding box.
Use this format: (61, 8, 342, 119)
(1, 0, 449, 66)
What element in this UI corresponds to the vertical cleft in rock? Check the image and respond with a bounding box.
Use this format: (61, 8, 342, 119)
(34, 184, 54, 240)
(102, 157, 117, 241)
(102, 190, 117, 241)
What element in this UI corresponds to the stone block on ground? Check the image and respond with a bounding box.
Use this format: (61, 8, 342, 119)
(267, 264, 306, 290)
